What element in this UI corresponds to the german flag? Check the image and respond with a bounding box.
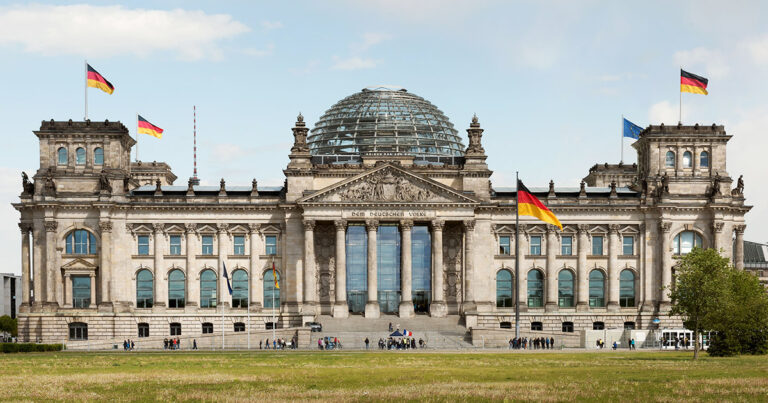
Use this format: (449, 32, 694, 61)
(138, 115, 163, 139)
(86, 64, 114, 94)
(272, 261, 279, 289)
(517, 180, 562, 230)
(681, 69, 708, 95)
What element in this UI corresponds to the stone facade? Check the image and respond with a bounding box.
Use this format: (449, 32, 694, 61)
(13, 116, 751, 346)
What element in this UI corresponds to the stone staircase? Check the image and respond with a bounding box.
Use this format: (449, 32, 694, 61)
(310, 314, 475, 349)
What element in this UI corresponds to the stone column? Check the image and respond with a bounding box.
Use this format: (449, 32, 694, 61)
(44, 220, 58, 306)
(660, 221, 672, 307)
(399, 220, 414, 318)
(302, 219, 317, 314)
(248, 224, 261, 311)
(607, 224, 620, 311)
(333, 220, 348, 318)
(430, 220, 447, 317)
(89, 273, 96, 308)
(63, 273, 72, 308)
(185, 224, 197, 308)
(99, 221, 114, 309)
(712, 221, 724, 252)
(217, 223, 229, 309)
(461, 220, 476, 313)
(152, 223, 165, 308)
(576, 224, 589, 311)
(545, 225, 557, 311)
(735, 225, 746, 270)
(364, 220, 379, 318)
(19, 224, 31, 306)
(32, 225, 43, 308)
(516, 224, 528, 312)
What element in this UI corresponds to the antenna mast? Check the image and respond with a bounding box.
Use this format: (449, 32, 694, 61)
(190, 105, 200, 185)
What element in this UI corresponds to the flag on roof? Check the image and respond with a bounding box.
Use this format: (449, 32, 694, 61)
(681, 69, 708, 95)
(86, 64, 114, 94)
(138, 115, 163, 139)
(517, 180, 562, 230)
(623, 118, 643, 139)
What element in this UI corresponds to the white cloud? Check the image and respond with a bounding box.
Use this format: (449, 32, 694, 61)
(744, 34, 768, 66)
(261, 20, 283, 30)
(648, 100, 687, 124)
(331, 56, 377, 71)
(352, 32, 392, 52)
(0, 4, 250, 60)
(673, 47, 729, 79)
(242, 43, 275, 57)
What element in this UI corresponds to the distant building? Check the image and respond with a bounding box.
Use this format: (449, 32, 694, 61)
(742, 240, 768, 288)
(1, 273, 21, 319)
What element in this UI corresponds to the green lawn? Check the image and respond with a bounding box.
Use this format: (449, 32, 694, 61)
(1, 351, 766, 401)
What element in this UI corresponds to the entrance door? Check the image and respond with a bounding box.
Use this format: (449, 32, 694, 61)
(348, 291, 366, 313)
(379, 291, 400, 313)
(412, 290, 430, 313)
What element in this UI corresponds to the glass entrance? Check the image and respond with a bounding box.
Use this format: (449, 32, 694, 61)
(377, 225, 401, 313)
(412, 291, 431, 313)
(348, 291, 366, 313)
(346, 225, 367, 313)
(411, 225, 431, 313)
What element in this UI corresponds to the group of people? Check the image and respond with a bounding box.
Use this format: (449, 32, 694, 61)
(373, 337, 424, 350)
(261, 337, 297, 350)
(122, 339, 135, 351)
(163, 338, 181, 350)
(509, 337, 555, 349)
(596, 338, 637, 350)
(317, 337, 342, 350)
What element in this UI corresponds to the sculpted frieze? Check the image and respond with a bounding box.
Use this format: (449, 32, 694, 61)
(317, 168, 452, 203)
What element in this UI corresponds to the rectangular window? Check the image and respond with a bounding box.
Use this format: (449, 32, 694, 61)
(499, 236, 510, 255)
(561, 236, 572, 255)
(592, 236, 604, 255)
(138, 323, 150, 338)
(169, 235, 181, 255)
(201, 235, 214, 255)
(530, 236, 542, 255)
(562, 322, 574, 333)
(265, 235, 277, 255)
(233, 235, 245, 255)
(622, 236, 634, 255)
(170, 323, 182, 336)
(72, 276, 91, 308)
(137, 235, 150, 255)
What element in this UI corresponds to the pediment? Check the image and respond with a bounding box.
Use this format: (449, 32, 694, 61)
(299, 163, 478, 205)
(62, 258, 98, 270)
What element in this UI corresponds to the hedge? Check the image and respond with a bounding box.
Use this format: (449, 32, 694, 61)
(0, 343, 64, 353)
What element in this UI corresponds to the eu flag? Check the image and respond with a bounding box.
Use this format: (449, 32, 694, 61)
(623, 118, 643, 139)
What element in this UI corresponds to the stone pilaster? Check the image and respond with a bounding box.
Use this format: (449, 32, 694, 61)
(19, 223, 31, 307)
(430, 219, 447, 317)
(461, 220, 476, 313)
(399, 219, 414, 318)
(659, 221, 672, 308)
(734, 225, 746, 270)
(89, 273, 96, 308)
(576, 224, 589, 311)
(364, 219, 379, 318)
(712, 221, 724, 253)
(44, 220, 58, 306)
(99, 221, 114, 310)
(63, 273, 72, 308)
(248, 224, 262, 311)
(184, 223, 198, 308)
(217, 223, 230, 309)
(302, 219, 317, 314)
(332, 220, 348, 318)
(152, 223, 165, 308)
(516, 224, 528, 312)
(32, 224, 44, 308)
(607, 224, 620, 312)
(545, 225, 557, 312)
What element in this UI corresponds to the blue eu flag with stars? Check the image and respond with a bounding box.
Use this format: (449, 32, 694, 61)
(623, 118, 643, 139)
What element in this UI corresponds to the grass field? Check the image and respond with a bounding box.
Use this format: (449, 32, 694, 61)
(1, 350, 766, 401)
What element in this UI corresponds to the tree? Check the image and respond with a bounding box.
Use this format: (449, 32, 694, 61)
(668, 247, 731, 360)
(707, 268, 768, 356)
(0, 315, 16, 338)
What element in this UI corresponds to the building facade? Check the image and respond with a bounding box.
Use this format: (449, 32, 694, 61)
(14, 88, 750, 345)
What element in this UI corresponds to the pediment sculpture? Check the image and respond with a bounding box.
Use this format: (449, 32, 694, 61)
(331, 168, 446, 202)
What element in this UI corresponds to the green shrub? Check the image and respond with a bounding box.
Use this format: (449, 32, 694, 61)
(0, 343, 63, 353)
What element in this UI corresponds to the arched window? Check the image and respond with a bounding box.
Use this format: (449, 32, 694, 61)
(136, 269, 153, 308)
(558, 270, 574, 307)
(200, 270, 218, 308)
(619, 270, 636, 307)
(231, 269, 248, 308)
(57, 147, 68, 164)
(589, 270, 605, 307)
(665, 151, 675, 167)
(496, 269, 513, 308)
(264, 270, 280, 308)
(682, 151, 692, 168)
(94, 147, 104, 165)
(168, 270, 185, 308)
(65, 230, 98, 255)
(76, 147, 86, 165)
(673, 231, 703, 255)
(700, 151, 709, 168)
(527, 269, 544, 308)
(69, 322, 88, 340)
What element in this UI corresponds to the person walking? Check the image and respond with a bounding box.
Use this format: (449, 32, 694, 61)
(193, 339, 198, 350)
(365, 337, 370, 350)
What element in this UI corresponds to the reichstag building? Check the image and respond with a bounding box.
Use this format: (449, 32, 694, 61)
(14, 87, 750, 346)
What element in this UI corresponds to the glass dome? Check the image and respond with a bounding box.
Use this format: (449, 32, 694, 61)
(308, 86, 465, 159)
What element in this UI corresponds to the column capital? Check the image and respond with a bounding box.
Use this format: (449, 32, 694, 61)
(659, 221, 672, 233)
(399, 219, 414, 230)
(44, 220, 57, 232)
(64, 272, 71, 279)
(99, 221, 113, 233)
(711, 221, 724, 233)
(184, 223, 197, 234)
(365, 219, 379, 231)
(248, 223, 261, 234)
(334, 219, 347, 230)
(463, 219, 475, 231)
(18, 223, 31, 235)
(431, 219, 445, 231)
(734, 224, 746, 235)
(576, 224, 589, 234)
(216, 223, 229, 234)
(545, 225, 557, 234)
(152, 223, 163, 233)
(608, 224, 620, 234)
(302, 219, 316, 231)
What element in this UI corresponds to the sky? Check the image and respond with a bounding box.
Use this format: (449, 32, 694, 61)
(1, 1, 767, 275)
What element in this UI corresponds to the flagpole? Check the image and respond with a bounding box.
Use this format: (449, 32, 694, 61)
(621, 115, 624, 164)
(84, 60, 88, 121)
(679, 67, 682, 124)
(136, 113, 139, 162)
(271, 256, 276, 344)
(515, 171, 520, 340)
(247, 278, 251, 351)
